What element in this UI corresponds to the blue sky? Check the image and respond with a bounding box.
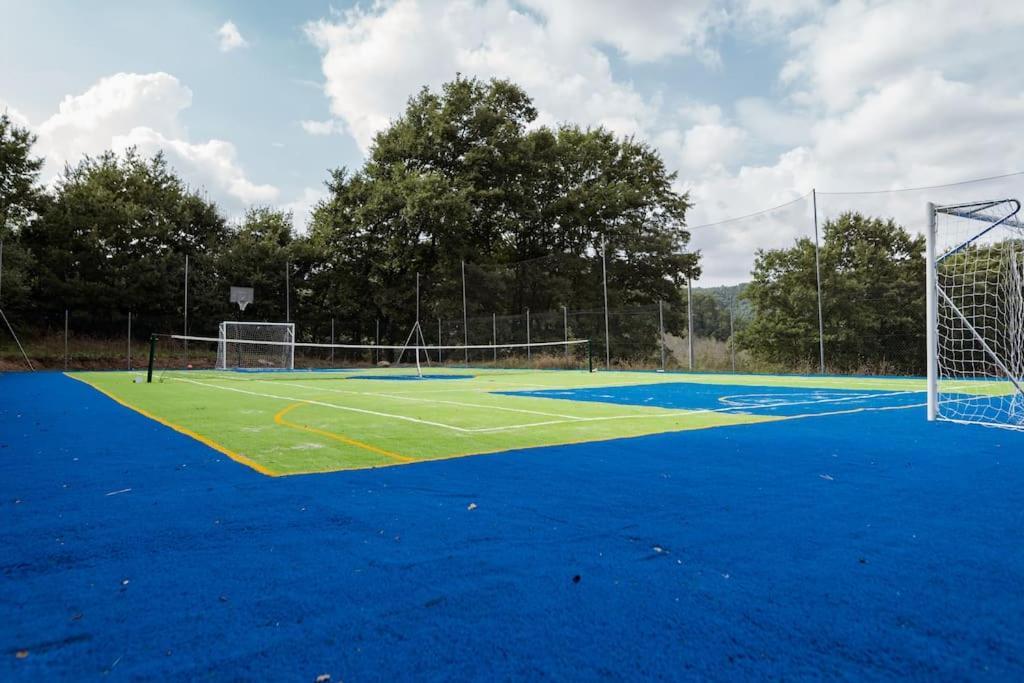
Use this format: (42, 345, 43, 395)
(3, 1, 1023, 283)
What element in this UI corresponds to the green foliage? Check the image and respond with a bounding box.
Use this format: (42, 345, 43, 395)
(737, 212, 925, 373)
(218, 207, 297, 325)
(21, 149, 228, 335)
(0, 113, 44, 311)
(308, 76, 696, 349)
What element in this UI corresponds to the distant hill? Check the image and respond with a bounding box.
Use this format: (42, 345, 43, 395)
(693, 283, 753, 319)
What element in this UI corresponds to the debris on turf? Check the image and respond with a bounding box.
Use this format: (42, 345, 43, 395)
(16, 650, 28, 659)
(315, 674, 331, 682)
(467, 502, 477, 510)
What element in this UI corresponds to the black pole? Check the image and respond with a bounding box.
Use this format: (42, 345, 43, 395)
(147, 334, 157, 383)
(588, 339, 593, 373)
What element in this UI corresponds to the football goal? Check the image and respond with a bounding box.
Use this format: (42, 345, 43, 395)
(217, 321, 295, 370)
(927, 199, 1024, 429)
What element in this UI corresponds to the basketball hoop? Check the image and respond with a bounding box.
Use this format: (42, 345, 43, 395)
(230, 286, 254, 312)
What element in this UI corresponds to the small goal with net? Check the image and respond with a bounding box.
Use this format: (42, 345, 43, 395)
(927, 199, 1024, 429)
(217, 321, 295, 370)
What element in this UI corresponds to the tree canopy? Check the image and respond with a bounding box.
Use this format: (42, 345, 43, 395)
(737, 212, 925, 373)
(307, 76, 697, 346)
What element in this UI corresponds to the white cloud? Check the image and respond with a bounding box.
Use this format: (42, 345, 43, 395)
(27, 72, 276, 207)
(113, 127, 278, 204)
(302, 0, 1024, 286)
(217, 20, 248, 52)
(300, 119, 344, 136)
(1, 100, 32, 128)
(518, 0, 721, 64)
(781, 0, 1024, 110)
(305, 0, 660, 152)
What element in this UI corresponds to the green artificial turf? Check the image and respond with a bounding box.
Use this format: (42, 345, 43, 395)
(70, 368, 931, 476)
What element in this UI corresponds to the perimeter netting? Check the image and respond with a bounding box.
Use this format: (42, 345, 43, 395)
(931, 199, 1024, 428)
(151, 333, 592, 382)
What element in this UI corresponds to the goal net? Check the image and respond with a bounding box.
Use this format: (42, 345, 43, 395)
(928, 199, 1024, 429)
(217, 321, 295, 370)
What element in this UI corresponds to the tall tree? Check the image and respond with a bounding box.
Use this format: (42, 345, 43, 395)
(308, 75, 697, 351)
(0, 112, 44, 312)
(22, 149, 228, 335)
(737, 212, 925, 373)
(218, 207, 298, 328)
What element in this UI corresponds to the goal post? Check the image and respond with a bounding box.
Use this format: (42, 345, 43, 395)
(218, 321, 295, 370)
(927, 198, 1024, 429)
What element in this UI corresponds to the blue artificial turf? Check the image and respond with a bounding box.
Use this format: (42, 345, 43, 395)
(502, 381, 928, 416)
(1, 372, 1023, 680)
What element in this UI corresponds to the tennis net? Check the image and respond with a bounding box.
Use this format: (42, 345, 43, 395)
(146, 333, 593, 382)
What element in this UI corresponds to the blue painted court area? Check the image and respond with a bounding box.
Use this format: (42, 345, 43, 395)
(504, 381, 928, 416)
(2, 372, 1023, 680)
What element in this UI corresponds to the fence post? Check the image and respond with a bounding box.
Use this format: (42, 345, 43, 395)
(438, 317, 443, 364)
(729, 304, 736, 373)
(526, 308, 531, 361)
(375, 318, 380, 366)
(492, 313, 497, 362)
(563, 305, 568, 358)
(330, 317, 335, 364)
(658, 300, 665, 371)
(128, 311, 132, 370)
(812, 189, 826, 374)
(183, 254, 189, 363)
(462, 260, 468, 363)
(601, 235, 610, 368)
(687, 279, 694, 371)
(64, 309, 69, 371)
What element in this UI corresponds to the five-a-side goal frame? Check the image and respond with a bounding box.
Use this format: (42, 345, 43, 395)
(926, 198, 1024, 427)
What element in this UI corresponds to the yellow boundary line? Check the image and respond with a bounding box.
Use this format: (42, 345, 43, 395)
(273, 403, 413, 464)
(66, 373, 281, 477)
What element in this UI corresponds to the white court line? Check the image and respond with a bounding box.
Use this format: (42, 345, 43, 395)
(172, 377, 475, 432)
(169, 376, 935, 437)
(273, 381, 590, 420)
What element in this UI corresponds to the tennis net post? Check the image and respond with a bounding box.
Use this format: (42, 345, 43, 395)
(147, 334, 157, 383)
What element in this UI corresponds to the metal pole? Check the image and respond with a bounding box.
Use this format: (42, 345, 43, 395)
(926, 202, 938, 421)
(0, 306, 34, 370)
(64, 308, 69, 371)
(375, 318, 380, 365)
(658, 299, 665, 371)
(183, 254, 189, 363)
(601, 235, 610, 368)
(183, 255, 189, 334)
(563, 305, 569, 358)
(285, 259, 291, 322)
(492, 313, 497, 362)
(687, 279, 694, 371)
(128, 311, 132, 370)
(812, 189, 826, 374)
(415, 272, 420, 326)
(526, 308, 531, 361)
(0, 239, 4, 303)
(330, 317, 335, 364)
(729, 304, 736, 373)
(462, 260, 468, 363)
(438, 317, 443, 364)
